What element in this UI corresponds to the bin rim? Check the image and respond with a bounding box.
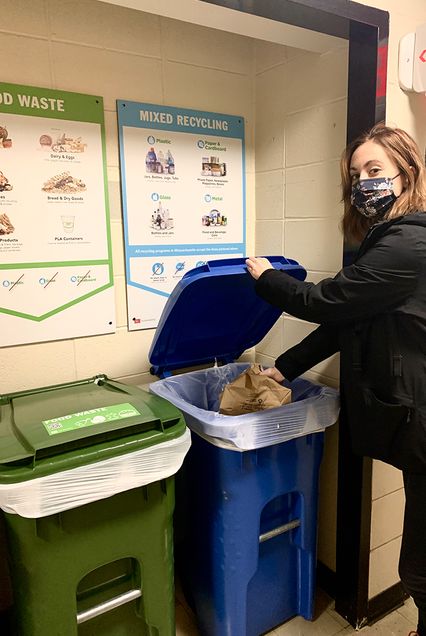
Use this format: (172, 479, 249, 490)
(149, 362, 340, 450)
(0, 428, 191, 517)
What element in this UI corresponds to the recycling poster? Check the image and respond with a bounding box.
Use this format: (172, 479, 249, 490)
(0, 83, 115, 347)
(117, 101, 246, 330)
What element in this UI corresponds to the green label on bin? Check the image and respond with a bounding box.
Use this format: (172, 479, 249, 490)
(42, 403, 141, 436)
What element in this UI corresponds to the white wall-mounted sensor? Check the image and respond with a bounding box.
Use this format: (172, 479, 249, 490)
(399, 23, 426, 92)
(398, 32, 415, 91)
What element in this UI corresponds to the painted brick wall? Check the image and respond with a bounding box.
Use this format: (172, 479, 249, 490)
(0, 0, 256, 392)
(253, 39, 348, 571)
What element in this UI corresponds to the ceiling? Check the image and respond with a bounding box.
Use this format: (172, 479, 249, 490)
(99, 0, 345, 53)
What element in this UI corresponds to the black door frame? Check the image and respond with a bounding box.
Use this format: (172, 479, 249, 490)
(201, 0, 396, 629)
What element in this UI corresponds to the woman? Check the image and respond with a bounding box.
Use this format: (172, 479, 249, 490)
(246, 123, 426, 636)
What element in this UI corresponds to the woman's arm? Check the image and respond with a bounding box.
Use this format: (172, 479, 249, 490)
(255, 225, 420, 325)
(273, 324, 339, 381)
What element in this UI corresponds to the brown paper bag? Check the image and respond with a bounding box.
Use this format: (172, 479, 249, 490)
(219, 364, 292, 416)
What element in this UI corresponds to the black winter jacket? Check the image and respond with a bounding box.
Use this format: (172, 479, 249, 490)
(255, 211, 426, 472)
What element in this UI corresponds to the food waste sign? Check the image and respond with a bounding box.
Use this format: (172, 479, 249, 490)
(118, 101, 246, 330)
(0, 82, 115, 347)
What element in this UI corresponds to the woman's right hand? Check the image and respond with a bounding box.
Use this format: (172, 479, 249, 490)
(260, 366, 285, 383)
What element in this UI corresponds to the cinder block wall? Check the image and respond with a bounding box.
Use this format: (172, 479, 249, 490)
(253, 39, 348, 572)
(0, 0, 256, 393)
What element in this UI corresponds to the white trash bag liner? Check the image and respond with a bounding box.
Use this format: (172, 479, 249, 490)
(0, 428, 191, 519)
(150, 363, 339, 451)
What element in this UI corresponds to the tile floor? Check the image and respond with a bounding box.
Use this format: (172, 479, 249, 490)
(175, 584, 419, 636)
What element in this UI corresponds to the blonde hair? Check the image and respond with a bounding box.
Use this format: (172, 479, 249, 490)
(341, 123, 426, 242)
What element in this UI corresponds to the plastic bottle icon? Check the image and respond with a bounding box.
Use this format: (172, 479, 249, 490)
(166, 150, 175, 175)
(146, 147, 157, 173)
(157, 150, 167, 174)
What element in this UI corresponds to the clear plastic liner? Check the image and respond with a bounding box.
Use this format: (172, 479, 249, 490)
(0, 429, 191, 518)
(150, 363, 339, 451)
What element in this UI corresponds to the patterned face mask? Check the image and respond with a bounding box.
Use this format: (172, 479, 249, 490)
(350, 173, 400, 218)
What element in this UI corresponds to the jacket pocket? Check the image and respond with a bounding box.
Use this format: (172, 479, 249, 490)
(351, 387, 410, 464)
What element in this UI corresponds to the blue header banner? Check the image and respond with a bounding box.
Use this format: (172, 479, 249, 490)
(117, 100, 244, 139)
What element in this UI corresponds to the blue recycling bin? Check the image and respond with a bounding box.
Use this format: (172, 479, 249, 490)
(148, 257, 339, 636)
(178, 430, 323, 636)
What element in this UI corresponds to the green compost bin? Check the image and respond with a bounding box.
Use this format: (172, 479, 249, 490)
(0, 374, 190, 636)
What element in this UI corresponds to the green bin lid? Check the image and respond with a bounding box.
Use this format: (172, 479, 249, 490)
(0, 375, 186, 483)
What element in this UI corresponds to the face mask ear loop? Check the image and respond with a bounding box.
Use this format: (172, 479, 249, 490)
(391, 172, 403, 198)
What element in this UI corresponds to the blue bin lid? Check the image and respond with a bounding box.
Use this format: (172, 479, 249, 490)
(149, 256, 306, 376)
